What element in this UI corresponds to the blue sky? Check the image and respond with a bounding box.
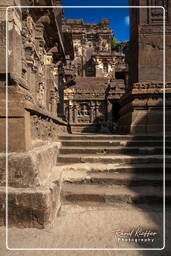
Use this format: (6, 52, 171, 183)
(62, 0, 130, 41)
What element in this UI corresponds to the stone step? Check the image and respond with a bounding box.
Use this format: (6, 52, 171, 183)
(57, 154, 168, 164)
(62, 171, 168, 186)
(59, 146, 167, 155)
(62, 184, 167, 205)
(58, 134, 170, 141)
(60, 140, 169, 147)
(56, 163, 167, 174)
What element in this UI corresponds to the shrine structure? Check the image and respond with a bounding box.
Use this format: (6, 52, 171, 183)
(63, 18, 128, 133)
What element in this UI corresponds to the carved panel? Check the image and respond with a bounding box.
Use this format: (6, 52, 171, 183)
(31, 114, 66, 141)
(77, 102, 91, 123)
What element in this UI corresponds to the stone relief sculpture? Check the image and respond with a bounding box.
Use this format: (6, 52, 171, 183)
(37, 82, 46, 108)
(101, 40, 109, 52)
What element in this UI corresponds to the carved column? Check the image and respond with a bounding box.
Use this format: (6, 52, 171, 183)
(82, 45, 86, 77)
(107, 100, 113, 122)
(57, 63, 66, 119)
(95, 101, 101, 119)
(73, 103, 78, 123)
(69, 100, 73, 123)
(50, 89, 57, 113)
(90, 101, 95, 123)
(95, 101, 99, 118)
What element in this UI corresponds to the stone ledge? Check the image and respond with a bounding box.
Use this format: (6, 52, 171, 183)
(25, 102, 67, 126)
(0, 176, 61, 229)
(0, 142, 61, 187)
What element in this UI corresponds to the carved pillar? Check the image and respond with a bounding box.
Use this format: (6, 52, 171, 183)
(57, 63, 66, 119)
(73, 103, 78, 123)
(90, 102, 95, 123)
(69, 100, 73, 123)
(50, 89, 57, 113)
(81, 36, 86, 77)
(107, 100, 113, 122)
(95, 101, 100, 118)
(82, 45, 86, 77)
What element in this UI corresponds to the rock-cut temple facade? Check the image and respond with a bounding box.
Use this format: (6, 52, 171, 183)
(0, 0, 170, 229)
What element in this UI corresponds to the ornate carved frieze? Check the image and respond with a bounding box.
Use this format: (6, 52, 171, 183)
(31, 114, 66, 141)
(133, 81, 171, 89)
(65, 100, 107, 125)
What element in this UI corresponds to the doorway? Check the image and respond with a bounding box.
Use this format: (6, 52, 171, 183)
(112, 102, 121, 124)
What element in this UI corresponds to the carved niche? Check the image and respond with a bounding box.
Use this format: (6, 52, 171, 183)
(36, 82, 46, 108)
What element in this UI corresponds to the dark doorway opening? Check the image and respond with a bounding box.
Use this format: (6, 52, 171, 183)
(112, 101, 120, 123)
(85, 59, 96, 77)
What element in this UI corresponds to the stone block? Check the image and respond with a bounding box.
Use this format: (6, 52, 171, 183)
(0, 179, 61, 228)
(118, 83, 170, 134)
(0, 142, 61, 187)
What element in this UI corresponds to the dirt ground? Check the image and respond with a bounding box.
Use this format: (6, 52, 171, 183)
(0, 204, 170, 256)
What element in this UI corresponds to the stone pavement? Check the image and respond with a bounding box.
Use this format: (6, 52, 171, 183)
(0, 204, 170, 256)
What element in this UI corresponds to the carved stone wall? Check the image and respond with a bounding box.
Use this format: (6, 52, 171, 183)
(0, 3, 72, 154)
(0, 1, 73, 228)
(64, 77, 125, 133)
(31, 113, 67, 142)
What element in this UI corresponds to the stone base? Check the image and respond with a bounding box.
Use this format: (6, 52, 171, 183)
(118, 82, 171, 134)
(0, 175, 61, 229)
(119, 109, 165, 134)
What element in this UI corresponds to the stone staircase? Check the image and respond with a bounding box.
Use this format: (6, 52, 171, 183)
(56, 134, 171, 206)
